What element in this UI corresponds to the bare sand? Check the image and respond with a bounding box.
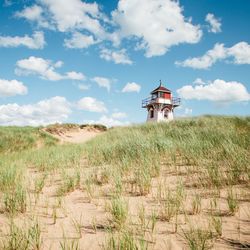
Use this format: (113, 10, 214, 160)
(43, 126, 102, 144)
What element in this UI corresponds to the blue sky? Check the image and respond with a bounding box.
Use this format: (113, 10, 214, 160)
(0, 0, 249, 126)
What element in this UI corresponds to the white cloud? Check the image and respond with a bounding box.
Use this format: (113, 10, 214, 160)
(91, 77, 112, 92)
(16, 5, 43, 21)
(77, 97, 107, 113)
(66, 71, 86, 80)
(41, 0, 105, 36)
(0, 96, 71, 126)
(0, 31, 45, 49)
(177, 79, 250, 103)
(15, 5, 50, 28)
(16, 0, 203, 59)
(15, 56, 85, 81)
(122, 82, 141, 93)
(97, 115, 128, 127)
(112, 112, 127, 119)
(227, 42, 250, 64)
(205, 13, 221, 33)
(100, 48, 133, 65)
(64, 32, 98, 49)
(176, 43, 226, 69)
(176, 42, 250, 69)
(112, 0, 202, 57)
(78, 84, 90, 91)
(0, 79, 28, 97)
(175, 105, 193, 117)
(193, 78, 206, 85)
(184, 108, 193, 115)
(84, 115, 129, 127)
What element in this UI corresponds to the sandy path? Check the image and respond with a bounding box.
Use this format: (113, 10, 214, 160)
(44, 128, 102, 144)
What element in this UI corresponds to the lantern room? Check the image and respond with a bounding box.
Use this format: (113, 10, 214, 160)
(142, 81, 180, 122)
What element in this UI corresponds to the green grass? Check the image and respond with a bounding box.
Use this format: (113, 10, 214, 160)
(84, 116, 250, 188)
(0, 126, 57, 154)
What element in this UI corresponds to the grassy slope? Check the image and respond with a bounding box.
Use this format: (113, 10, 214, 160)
(84, 116, 250, 187)
(0, 126, 57, 154)
(0, 116, 249, 249)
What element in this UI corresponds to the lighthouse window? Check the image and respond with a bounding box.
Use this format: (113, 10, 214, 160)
(159, 92, 164, 98)
(150, 109, 154, 118)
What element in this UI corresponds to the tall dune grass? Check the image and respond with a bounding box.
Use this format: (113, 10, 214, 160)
(0, 126, 57, 154)
(84, 116, 250, 188)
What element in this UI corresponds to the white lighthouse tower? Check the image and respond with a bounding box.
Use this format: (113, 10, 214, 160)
(142, 81, 180, 122)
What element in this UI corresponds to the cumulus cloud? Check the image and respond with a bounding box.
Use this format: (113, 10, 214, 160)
(64, 32, 98, 49)
(0, 79, 28, 97)
(15, 5, 50, 28)
(176, 42, 250, 69)
(112, 112, 127, 119)
(66, 71, 86, 80)
(0, 31, 45, 49)
(0, 96, 71, 126)
(91, 77, 112, 92)
(122, 82, 141, 93)
(193, 78, 206, 85)
(112, 0, 202, 57)
(15, 56, 85, 81)
(205, 13, 221, 33)
(40, 0, 105, 36)
(184, 108, 193, 115)
(227, 42, 250, 64)
(175, 106, 193, 117)
(77, 97, 107, 113)
(16, 0, 203, 58)
(100, 48, 133, 65)
(177, 79, 250, 103)
(84, 115, 129, 127)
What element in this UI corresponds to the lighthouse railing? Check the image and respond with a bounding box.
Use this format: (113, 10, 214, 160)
(142, 97, 181, 108)
(142, 97, 156, 107)
(172, 97, 181, 106)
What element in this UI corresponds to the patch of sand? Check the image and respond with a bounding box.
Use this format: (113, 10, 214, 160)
(44, 127, 103, 144)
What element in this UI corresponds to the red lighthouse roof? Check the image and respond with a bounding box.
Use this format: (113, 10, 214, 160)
(151, 81, 171, 94)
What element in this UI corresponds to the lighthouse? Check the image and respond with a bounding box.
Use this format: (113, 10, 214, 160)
(142, 81, 180, 122)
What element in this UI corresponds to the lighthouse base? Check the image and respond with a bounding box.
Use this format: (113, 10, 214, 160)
(147, 108, 174, 122)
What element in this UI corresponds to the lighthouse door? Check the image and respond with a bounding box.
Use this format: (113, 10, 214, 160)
(150, 109, 154, 118)
(164, 109, 169, 119)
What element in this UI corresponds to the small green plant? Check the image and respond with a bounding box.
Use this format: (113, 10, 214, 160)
(1, 220, 30, 250)
(84, 178, 95, 201)
(1, 219, 42, 250)
(191, 194, 202, 215)
(57, 171, 81, 196)
(182, 227, 213, 250)
(226, 188, 239, 215)
(210, 216, 222, 237)
(28, 220, 42, 250)
(4, 186, 26, 214)
(109, 197, 128, 230)
(138, 205, 147, 232)
(71, 216, 83, 238)
(34, 174, 47, 194)
(60, 238, 80, 250)
(158, 185, 184, 222)
(104, 229, 148, 250)
(150, 210, 157, 233)
(135, 168, 152, 196)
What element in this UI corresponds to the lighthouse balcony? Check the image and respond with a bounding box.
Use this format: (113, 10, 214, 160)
(142, 97, 181, 108)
